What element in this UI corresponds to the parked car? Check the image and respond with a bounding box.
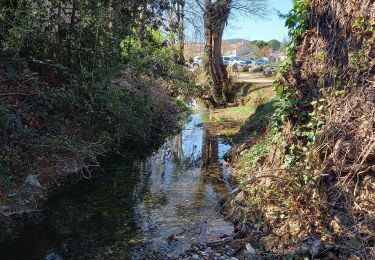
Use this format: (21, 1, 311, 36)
(192, 56, 202, 68)
(222, 56, 230, 67)
(255, 59, 270, 65)
(193, 56, 250, 71)
(225, 56, 249, 72)
(230, 56, 253, 65)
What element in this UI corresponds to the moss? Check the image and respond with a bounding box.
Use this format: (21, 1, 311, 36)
(174, 97, 190, 111)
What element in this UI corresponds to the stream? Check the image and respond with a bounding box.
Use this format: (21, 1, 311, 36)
(0, 110, 235, 259)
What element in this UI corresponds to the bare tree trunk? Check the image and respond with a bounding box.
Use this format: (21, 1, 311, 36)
(204, 2, 220, 105)
(206, 30, 223, 105)
(167, 4, 176, 44)
(139, 1, 148, 47)
(204, 0, 231, 106)
(70, 0, 76, 29)
(213, 29, 228, 103)
(205, 25, 227, 105)
(177, 0, 185, 64)
(107, 0, 114, 30)
(68, 0, 76, 67)
(55, 0, 62, 63)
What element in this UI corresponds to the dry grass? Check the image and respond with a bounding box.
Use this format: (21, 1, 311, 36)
(224, 1, 375, 258)
(204, 84, 275, 138)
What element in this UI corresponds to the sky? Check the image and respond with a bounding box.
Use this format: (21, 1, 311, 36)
(223, 0, 294, 42)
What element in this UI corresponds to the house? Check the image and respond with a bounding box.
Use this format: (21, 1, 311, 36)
(184, 43, 205, 60)
(185, 38, 257, 60)
(222, 39, 255, 58)
(269, 52, 287, 63)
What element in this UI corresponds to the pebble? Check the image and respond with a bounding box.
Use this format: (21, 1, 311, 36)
(192, 254, 199, 259)
(245, 243, 256, 254)
(25, 175, 42, 188)
(7, 190, 17, 197)
(0, 205, 10, 211)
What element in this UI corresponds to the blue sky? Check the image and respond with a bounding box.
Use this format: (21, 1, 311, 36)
(224, 0, 294, 41)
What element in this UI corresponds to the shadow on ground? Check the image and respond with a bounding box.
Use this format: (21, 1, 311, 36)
(233, 101, 275, 144)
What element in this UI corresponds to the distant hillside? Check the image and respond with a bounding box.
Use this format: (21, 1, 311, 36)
(224, 38, 251, 45)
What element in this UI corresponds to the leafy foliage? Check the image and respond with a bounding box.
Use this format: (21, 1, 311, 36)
(278, 0, 309, 75)
(120, 29, 195, 97)
(0, 0, 194, 203)
(232, 0, 319, 238)
(230, 0, 375, 256)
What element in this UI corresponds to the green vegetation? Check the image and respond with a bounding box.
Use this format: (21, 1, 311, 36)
(0, 0, 195, 220)
(229, 0, 325, 246)
(0, 0, 373, 258)
(205, 84, 275, 138)
(278, 0, 309, 76)
(227, 0, 375, 257)
(251, 39, 283, 52)
(234, 0, 311, 174)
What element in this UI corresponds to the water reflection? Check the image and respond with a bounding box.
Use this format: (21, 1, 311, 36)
(132, 112, 233, 258)
(0, 111, 234, 260)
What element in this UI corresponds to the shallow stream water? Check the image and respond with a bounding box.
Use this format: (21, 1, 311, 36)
(0, 110, 234, 259)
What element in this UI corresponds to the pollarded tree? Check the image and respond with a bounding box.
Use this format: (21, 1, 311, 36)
(187, 0, 269, 106)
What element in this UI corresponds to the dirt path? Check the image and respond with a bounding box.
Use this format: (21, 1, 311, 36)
(204, 72, 276, 141)
(235, 72, 275, 84)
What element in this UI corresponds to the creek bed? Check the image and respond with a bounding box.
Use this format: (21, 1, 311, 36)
(0, 111, 234, 259)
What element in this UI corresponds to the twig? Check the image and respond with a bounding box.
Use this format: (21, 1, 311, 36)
(0, 209, 42, 217)
(0, 92, 35, 96)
